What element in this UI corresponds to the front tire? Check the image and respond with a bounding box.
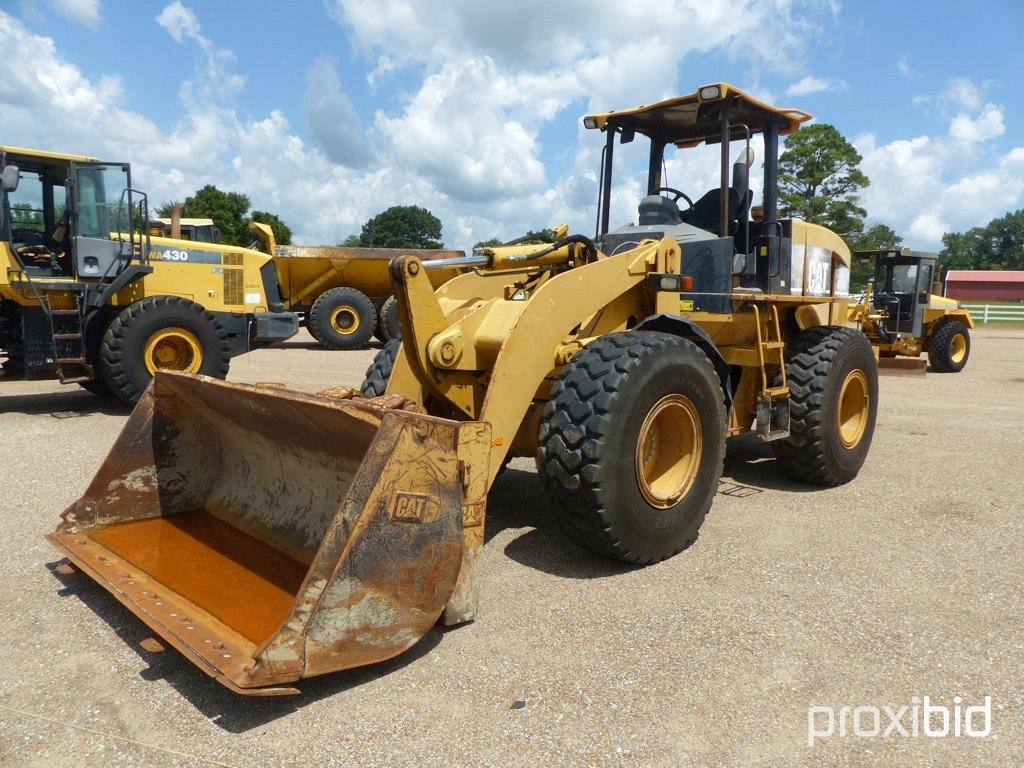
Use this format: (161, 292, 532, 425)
(775, 326, 877, 486)
(99, 296, 230, 404)
(360, 338, 401, 397)
(537, 331, 727, 564)
(308, 287, 375, 350)
(379, 296, 402, 342)
(928, 319, 970, 372)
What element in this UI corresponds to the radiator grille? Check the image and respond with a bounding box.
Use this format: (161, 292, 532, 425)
(223, 268, 244, 305)
(223, 252, 244, 266)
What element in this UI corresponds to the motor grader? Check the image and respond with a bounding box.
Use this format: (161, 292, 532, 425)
(0, 147, 298, 403)
(48, 84, 879, 695)
(853, 248, 974, 373)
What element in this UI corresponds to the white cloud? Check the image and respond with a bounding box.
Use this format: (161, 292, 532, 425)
(155, 2, 245, 102)
(896, 56, 920, 80)
(856, 96, 1023, 248)
(42, 0, 100, 26)
(13, 2, 1013, 257)
(327, 0, 829, 75)
(155, 1, 201, 44)
(303, 56, 372, 169)
(785, 75, 845, 96)
(913, 77, 988, 114)
(949, 103, 1005, 145)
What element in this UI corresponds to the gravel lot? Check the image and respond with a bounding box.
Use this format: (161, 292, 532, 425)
(1, 327, 1021, 767)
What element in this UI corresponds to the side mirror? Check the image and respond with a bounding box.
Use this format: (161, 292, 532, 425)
(2, 165, 19, 193)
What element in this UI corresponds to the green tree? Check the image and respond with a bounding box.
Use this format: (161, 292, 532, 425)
(154, 201, 181, 218)
(778, 123, 870, 236)
(358, 205, 443, 249)
(339, 234, 364, 246)
(939, 209, 1024, 274)
(181, 185, 252, 245)
(250, 210, 292, 246)
(473, 237, 503, 249)
(846, 223, 903, 287)
(160, 187, 293, 249)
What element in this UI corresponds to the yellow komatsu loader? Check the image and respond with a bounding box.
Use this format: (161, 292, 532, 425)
(0, 147, 298, 403)
(49, 84, 880, 695)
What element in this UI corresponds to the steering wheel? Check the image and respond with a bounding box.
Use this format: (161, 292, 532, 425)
(12, 228, 44, 246)
(653, 187, 694, 215)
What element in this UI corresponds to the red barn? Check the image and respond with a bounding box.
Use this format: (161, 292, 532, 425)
(945, 270, 1024, 301)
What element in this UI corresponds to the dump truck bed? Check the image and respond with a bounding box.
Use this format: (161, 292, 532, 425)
(273, 246, 464, 308)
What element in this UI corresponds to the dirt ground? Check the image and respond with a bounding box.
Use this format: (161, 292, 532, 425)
(0, 327, 1021, 767)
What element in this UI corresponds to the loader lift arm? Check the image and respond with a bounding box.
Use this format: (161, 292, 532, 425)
(389, 237, 682, 488)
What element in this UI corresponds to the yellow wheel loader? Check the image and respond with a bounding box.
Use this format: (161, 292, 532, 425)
(48, 84, 879, 695)
(853, 248, 974, 373)
(0, 147, 298, 403)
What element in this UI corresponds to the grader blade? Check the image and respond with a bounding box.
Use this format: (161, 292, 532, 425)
(877, 357, 927, 376)
(47, 372, 490, 695)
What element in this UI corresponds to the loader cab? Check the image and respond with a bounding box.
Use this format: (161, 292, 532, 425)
(0, 147, 142, 280)
(584, 84, 814, 311)
(865, 249, 936, 339)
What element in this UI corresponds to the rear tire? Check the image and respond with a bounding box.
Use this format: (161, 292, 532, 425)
(379, 295, 402, 342)
(100, 296, 231, 404)
(775, 326, 877, 486)
(928, 319, 970, 372)
(361, 338, 401, 396)
(308, 287, 375, 350)
(537, 331, 727, 564)
(371, 298, 386, 342)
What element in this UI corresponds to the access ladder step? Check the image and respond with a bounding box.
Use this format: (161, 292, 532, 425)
(58, 375, 94, 384)
(761, 341, 785, 350)
(56, 357, 87, 365)
(763, 386, 790, 399)
(53, 333, 83, 340)
(50, 310, 81, 316)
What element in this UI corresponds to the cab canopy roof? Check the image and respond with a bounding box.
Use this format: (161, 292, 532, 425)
(583, 83, 812, 147)
(0, 145, 101, 164)
(1, 146, 105, 184)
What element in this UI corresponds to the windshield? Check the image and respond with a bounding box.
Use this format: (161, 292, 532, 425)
(889, 264, 918, 293)
(75, 163, 130, 238)
(5, 171, 66, 245)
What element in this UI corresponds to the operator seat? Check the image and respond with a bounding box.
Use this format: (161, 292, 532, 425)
(638, 194, 683, 225)
(684, 147, 755, 235)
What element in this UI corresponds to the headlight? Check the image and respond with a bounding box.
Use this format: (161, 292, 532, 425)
(698, 85, 722, 101)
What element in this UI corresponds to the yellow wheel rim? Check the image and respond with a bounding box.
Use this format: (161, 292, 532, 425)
(635, 394, 702, 509)
(330, 306, 360, 335)
(950, 333, 967, 364)
(144, 327, 203, 375)
(837, 369, 870, 449)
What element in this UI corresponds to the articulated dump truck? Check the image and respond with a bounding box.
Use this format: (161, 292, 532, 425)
(48, 83, 880, 695)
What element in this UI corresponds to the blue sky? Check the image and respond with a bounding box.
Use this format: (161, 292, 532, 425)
(4, 0, 1023, 250)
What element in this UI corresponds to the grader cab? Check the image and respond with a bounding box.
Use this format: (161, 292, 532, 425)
(49, 83, 879, 694)
(854, 248, 974, 373)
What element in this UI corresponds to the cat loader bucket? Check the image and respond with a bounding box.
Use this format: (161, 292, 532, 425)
(47, 372, 490, 695)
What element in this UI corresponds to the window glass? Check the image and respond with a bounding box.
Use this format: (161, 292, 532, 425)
(75, 164, 130, 238)
(891, 264, 918, 293)
(8, 172, 45, 236)
(919, 263, 932, 291)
